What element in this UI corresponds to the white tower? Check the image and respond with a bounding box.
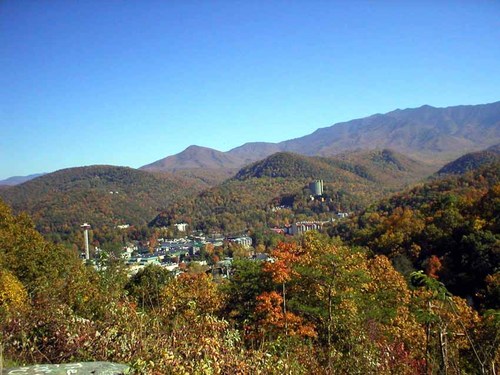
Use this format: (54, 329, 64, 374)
(81, 223, 91, 260)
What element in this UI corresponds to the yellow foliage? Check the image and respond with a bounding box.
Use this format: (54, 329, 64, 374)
(161, 273, 224, 317)
(0, 268, 28, 312)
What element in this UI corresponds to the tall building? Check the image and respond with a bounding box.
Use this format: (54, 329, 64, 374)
(81, 223, 91, 260)
(309, 180, 324, 196)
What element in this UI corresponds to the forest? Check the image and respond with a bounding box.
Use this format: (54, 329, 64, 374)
(150, 150, 434, 235)
(0, 165, 208, 244)
(0, 160, 498, 374)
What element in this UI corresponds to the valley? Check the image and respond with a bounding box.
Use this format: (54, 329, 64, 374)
(1, 102, 499, 374)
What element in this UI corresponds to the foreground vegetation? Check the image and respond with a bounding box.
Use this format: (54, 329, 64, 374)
(1, 194, 498, 373)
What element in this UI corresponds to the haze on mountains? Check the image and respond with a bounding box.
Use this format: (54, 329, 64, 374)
(2, 101, 499, 186)
(0, 173, 47, 187)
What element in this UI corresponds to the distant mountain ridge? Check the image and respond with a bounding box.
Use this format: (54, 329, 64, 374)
(279, 102, 500, 161)
(141, 145, 244, 171)
(141, 101, 500, 172)
(0, 173, 46, 186)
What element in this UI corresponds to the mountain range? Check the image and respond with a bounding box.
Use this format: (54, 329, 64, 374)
(0, 173, 46, 186)
(141, 101, 500, 173)
(2, 101, 499, 186)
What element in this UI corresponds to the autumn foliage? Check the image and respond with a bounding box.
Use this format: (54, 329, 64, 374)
(1, 189, 498, 374)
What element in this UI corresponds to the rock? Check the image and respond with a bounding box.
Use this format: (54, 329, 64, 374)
(2, 362, 130, 374)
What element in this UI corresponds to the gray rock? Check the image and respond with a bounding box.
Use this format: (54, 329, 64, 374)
(2, 362, 130, 375)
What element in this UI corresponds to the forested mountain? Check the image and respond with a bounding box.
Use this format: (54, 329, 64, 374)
(142, 101, 500, 172)
(150, 150, 434, 234)
(235, 149, 435, 184)
(0, 165, 206, 241)
(331, 161, 500, 309)
(437, 143, 500, 175)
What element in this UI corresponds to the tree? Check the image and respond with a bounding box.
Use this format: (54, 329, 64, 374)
(223, 259, 272, 332)
(0, 269, 28, 314)
(0, 200, 81, 297)
(126, 264, 172, 310)
(411, 271, 486, 374)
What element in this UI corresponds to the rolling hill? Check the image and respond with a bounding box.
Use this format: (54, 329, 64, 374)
(0, 165, 207, 238)
(234, 149, 436, 185)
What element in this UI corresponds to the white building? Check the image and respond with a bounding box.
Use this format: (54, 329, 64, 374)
(228, 236, 253, 249)
(291, 221, 327, 235)
(174, 223, 188, 232)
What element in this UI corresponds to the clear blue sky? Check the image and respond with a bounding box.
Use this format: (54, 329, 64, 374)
(1, 1, 499, 179)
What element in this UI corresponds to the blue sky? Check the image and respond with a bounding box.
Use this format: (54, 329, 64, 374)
(1, 1, 499, 179)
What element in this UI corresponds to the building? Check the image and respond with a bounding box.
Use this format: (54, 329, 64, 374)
(228, 236, 253, 249)
(174, 223, 188, 232)
(309, 180, 324, 196)
(291, 221, 327, 235)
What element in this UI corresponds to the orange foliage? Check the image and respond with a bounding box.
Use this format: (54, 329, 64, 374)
(263, 242, 302, 283)
(255, 291, 316, 339)
(425, 255, 442, 279)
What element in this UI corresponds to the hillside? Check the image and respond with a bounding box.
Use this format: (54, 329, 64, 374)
(172, 168, 239, 188)
(151, 150, 434, 234)
(141, 101, 500, 172)
(0, 165, 206, 239)
(235, 150, 435, 185)
(331, 161, 500, 308)
(437, 143, 500, 175)
(234, 152, 337, 180)
(3, 190, 497, 374)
